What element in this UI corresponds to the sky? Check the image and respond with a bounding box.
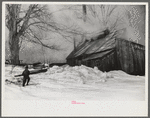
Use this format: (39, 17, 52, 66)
(5, 4, 146, 64)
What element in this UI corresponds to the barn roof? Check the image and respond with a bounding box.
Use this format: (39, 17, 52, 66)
(66, 32, 116, 59)
(66, 31, 145, 61)
(82, 49, 114, 61)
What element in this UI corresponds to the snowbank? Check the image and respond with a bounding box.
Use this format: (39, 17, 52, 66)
(4, 64, 145, 101)
(46, 65, 113, 84)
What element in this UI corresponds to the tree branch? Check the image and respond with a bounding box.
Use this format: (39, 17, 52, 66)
(28, 28, 59, 50)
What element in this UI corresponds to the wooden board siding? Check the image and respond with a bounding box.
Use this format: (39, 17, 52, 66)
(116, 39, 145, 75)
(66, 38, 145, 75)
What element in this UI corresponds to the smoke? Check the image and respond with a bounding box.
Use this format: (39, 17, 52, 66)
(5, 4, 146, 63)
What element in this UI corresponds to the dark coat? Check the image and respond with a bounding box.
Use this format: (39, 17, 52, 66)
(22, 69, 30, 79)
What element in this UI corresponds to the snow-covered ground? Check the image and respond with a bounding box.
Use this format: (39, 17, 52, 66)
(4, 64, 145, 101)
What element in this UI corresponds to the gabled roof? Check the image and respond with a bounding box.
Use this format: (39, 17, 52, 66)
(66, 33, 116, 59)
(83, 34, 115, 55)
(66, 40, 87, 59)
(66, 30, 145, 61)
(82, 48, 114, 61)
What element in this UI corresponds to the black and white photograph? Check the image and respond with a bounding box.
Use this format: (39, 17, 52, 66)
(2, 1, 148, 116)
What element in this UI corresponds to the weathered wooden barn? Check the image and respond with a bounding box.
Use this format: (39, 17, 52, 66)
(66, 33, 145, 75)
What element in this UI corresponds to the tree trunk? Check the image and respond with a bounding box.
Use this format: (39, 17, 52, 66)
(9, 33, 20, 65)
(83, 5, 86, 22)
(7, 5, 21, 65)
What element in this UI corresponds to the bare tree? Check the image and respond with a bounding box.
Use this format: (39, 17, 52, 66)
(6, 4, 49, 64)
(6, 4, 83, 65)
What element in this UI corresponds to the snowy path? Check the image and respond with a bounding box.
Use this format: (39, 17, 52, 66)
(4, 65, 145, 101)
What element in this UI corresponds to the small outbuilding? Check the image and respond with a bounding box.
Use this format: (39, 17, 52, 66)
(66, 32, 145, 75)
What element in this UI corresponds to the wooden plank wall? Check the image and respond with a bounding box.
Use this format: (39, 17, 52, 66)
(67, 39, 145, 75)
(116, 39, 145, 75)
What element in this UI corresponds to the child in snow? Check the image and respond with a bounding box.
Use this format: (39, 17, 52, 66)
(22, 65, 30, 87)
